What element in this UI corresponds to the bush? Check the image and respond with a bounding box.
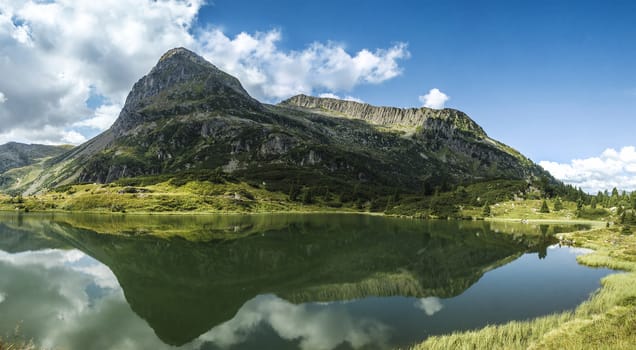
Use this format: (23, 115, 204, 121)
(621, 225, 632, 235)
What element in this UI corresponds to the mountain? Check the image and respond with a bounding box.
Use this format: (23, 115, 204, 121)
(0, 47, 553, 204)
(0, 142, 69, 174)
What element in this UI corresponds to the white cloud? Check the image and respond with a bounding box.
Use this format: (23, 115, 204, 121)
(62, 130, 87, 145)
(0, 1, 409, 145)
(74, 104, 122, 130)
(540, 146, 636, 193)
(318, 93, 364, 103)
(197, 30, 408, 101)
(419, 88, 449, 109)
(414, 297, 443, 316)
(0, 125, 86, 145)
(0, 92, 6, 103)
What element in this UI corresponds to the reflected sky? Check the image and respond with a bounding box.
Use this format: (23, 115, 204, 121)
(0, 249, 169, 350)
(0, 213, 614, 350)
(0, 249, 392, 350)
(0, 244, 615, 350)
(195, 295, 391, 350)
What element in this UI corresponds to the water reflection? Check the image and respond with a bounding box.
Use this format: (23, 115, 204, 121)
(196, 295, 390, 350)
(0, 214, 605, 350)
(0, 249, 167, 350)
(414, 297, 443, 316)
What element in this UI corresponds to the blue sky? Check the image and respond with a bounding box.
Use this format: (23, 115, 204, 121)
(201, 0, 636, 163)
(0, 0, 635, 192)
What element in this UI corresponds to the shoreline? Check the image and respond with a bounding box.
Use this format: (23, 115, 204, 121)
(412, 226, 636, 349)
(0, 208, 386, 217)
(486, 217, 606, 227)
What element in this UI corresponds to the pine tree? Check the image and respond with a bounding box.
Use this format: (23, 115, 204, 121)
(553, 197, 563, 211)
(539, 200, 550, 213)
(302, 188, 313, 204)
(482, 202, 491, 217)
(288, 184, 300, 201)
(575, 199, 584, 217)
(610, 187, 620, 207)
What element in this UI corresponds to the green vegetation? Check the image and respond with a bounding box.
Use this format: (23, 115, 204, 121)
(0, 175, 625, 226)
(412, 227, 636, 350)
(481, 201, 491, 217)
(553, 197, 563, 211)
(0, 325, 35, 350)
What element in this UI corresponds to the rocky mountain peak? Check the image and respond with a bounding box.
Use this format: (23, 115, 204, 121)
(153, 47, 220, 75)
(281, 94, 486, 137)
(110, 47, 261, 136)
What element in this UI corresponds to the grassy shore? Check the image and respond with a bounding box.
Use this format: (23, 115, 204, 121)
(411, 226, 636, 350)
(0, 181, 355, 214)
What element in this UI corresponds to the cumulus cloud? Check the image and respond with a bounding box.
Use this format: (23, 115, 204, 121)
(74, 104, 122, 130)
(419, 88, 449, 109)
(318, 92, 364, 103)
(539, 146, 636, 193)
(0, 126, 87, 145)
(0, 1, 408, 145)
(197, 29, 408, 100)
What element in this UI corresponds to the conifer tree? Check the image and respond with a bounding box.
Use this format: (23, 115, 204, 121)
(575, 199, 584, 217)
(539, 200, 550, 213)
(553, 197, 563, 211)
(482, 202, 491, 217)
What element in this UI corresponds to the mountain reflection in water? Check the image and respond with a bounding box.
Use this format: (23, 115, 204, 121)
(0, 213, 609, 350)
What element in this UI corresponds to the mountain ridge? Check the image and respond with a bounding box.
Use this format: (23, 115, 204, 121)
(0, 142, 70, 174)
(0, 47, 558, 213)
(280, 94, 486, 136)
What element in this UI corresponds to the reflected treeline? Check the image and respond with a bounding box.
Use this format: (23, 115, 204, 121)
(0, 214, 582, 346)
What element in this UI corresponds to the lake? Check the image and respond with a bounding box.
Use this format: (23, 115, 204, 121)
(0, 213, 614, 350)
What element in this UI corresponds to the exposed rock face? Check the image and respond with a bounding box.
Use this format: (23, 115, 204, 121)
(281, 94, 485, 136)
(111, 47, 262, 136)
(0, 142, 68, 173)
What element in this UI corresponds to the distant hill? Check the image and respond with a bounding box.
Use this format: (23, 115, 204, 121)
(0, 142, 70, 174)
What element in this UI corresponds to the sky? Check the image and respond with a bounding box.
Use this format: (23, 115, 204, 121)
(0, 0, 635, 193)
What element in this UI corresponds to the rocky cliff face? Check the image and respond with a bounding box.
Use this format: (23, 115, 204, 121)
(2, 47, 551, 196)
(281, 94, 486, 136)
(110, 47, 262, 137)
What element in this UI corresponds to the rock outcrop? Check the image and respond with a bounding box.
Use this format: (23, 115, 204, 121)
(281, 94, 486, 136)
(111, 47, 262, 136)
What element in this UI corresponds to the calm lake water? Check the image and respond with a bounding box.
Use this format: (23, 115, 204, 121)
(0, 213, 614, 350)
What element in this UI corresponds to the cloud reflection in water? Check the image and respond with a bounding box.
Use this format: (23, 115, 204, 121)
(0, 248, 391, 350)
(414, 297, 444, 316)
(196, 294, 390, 350)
